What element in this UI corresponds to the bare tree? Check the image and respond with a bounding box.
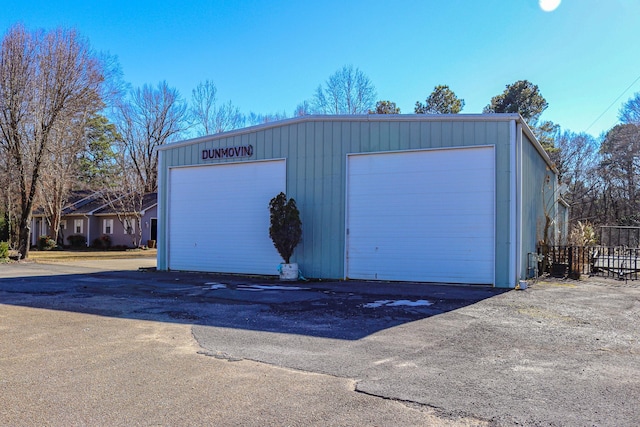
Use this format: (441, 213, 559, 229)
(38, 111, 95, 244)
(619, 92, 640, 125)
(554, 130, 600, 223)
(108, 81, 187, 245)
(312, 65, 377, 114)
(0, 25, 103, 258)
(191, 80, 244, 135)
(246, 111, 288, 126)
(99, 179, 145, 248)
(115, 81, 188, 193)
(294, 101, 311, 117)
(38, 55, 125, 246)
(98, 52, 128, 110)
(599, 123, 640, 225)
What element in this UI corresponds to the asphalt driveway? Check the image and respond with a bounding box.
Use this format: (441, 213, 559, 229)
(1, 259, 639, 426)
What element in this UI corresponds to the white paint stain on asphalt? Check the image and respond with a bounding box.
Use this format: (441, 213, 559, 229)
(206, 283, 310, 291)
(205, 284, 434, 308)
(363, 300, 433, 308)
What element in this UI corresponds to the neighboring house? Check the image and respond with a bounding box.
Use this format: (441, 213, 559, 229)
(32, 189, 97, 246)
(94, 192, 158, 247)
(31, 192, 157, 248)
(156, 114, 564, 288)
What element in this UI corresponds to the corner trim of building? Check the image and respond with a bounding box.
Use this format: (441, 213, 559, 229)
(508, 120, 518, 288)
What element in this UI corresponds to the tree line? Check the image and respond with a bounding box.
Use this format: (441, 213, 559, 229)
(0, 24, 638, 257)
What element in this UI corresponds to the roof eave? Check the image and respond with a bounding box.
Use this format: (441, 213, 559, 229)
(516, 118, 558, 174)
(158, 113, 525, 152)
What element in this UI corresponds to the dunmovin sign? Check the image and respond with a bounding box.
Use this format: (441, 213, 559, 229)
(202, 145, 254, 160)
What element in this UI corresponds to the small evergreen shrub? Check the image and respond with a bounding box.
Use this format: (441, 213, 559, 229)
(269, 192, 302, 264)
(38, 235, 57, 251)
(0, 241, 8, 259)
(67, 234, 87, 248)
(92, 234, 112, 249)
(0, 215, 8, 242)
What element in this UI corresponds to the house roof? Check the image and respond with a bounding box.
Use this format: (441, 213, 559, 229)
(94, 192, 157, 215)
(33, 191, 157, 217)
(32, 189, 100, 216)
(63, 193, 109, 215)
(64, 189, 96, 207)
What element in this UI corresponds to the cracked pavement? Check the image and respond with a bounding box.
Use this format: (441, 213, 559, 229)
(1, 259, 639, 426)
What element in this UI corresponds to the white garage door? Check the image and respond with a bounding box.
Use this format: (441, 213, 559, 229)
(346, 147, 495, 284)
(168, 160, 285, 274)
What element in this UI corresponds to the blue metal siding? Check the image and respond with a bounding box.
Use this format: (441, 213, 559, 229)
(521, 131, 557, 278)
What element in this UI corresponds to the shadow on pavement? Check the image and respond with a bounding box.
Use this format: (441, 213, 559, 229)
(0, 268, 507, 340)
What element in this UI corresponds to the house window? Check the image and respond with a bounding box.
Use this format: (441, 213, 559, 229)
(74, 219, 83, 234)
(124, 218, 135, 235)
(103, 219, 113, 234)
(60, 220, 67, 230)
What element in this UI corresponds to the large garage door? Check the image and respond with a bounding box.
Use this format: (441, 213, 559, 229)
(168, 160, 285, 274)
(346, 147, 495, 284)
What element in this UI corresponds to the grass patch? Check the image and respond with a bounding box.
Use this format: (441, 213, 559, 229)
(28, 249, 157, 262)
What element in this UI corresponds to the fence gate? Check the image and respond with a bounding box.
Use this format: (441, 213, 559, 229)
(541, 246, 640, 281)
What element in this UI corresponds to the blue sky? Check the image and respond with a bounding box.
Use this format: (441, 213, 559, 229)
(2, 0, 638, 137)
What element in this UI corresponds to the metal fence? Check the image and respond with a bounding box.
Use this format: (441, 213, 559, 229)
(599, 226, 640, 247)
(540, 246, 640, 281)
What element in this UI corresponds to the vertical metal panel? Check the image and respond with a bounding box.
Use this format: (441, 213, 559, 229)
(183, 144, 191, 165)
(175, 146, 183, 165)
(493, 121, 513, 288)
(389, 121, 400, 151)
(409, 121, 420, 149)
(178, 145, 186, 165)
(452, 121, 464, 145)
(249, 133, 258, 163)
(268, 128, 276, 158)
(286, 124, 297, 195)
(485, 121, 498, 145)
(255, 132, 265, 159)
(366, 121, 375, 152)
(184, 144, 191, 165)
(293, 122, 305, 208)
(281, 127, 290, 189)
(166, 147, 175, 167)
(356, 121, 366, 153)
(430, 121, 442, 148)
(463, 121, 476, 146)
(420, 121, 430, 148)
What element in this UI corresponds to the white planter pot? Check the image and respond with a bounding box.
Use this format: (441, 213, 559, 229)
(279, 263, 298, 281)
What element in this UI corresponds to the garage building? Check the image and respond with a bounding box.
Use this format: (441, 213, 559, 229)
(157, 114, 562, 288)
